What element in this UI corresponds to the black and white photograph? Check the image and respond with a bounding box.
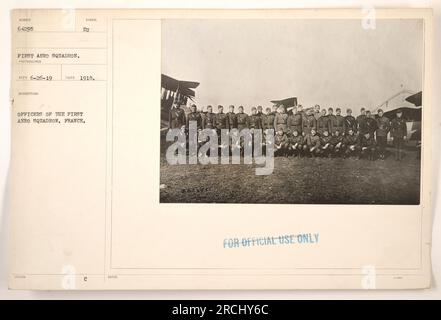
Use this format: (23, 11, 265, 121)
(3, 5, 438, 296)
(160, 19, 423, 204)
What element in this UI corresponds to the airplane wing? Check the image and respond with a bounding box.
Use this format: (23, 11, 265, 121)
(178, 80, 200, 89)
(270, 97, 298, 107)
(179, 87, 196, 98)
(405, 91, 422, 107)
(383, 107, 421, 121)
(161, 74, 200, 92)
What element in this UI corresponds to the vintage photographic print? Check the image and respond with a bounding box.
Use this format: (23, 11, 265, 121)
(160, 19, 423, 204)
(8, 8, 433, 291)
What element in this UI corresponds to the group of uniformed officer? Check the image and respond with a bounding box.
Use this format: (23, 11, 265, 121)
(168, 103, 408, 161)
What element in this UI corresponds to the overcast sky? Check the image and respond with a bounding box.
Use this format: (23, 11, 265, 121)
(162, 19, 423, 114)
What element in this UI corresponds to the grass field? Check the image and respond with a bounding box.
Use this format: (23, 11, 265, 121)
(160, 146, 421, 204)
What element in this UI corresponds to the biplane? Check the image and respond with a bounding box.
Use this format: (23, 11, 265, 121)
(161, 74, 200, 129)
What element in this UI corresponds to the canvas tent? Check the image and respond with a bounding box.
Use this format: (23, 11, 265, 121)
(373, 90, 422, 141)
(373, 89, 422, 121)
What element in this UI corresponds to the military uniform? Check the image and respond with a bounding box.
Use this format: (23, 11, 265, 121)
(390, 117, 406, 139)
(287, 113, 303, 134)
(248, 114, 262, 130)
(186, 111, 202, 130)
(314, 111, 321, 121)
(376, 115, 390, 136)
(202, 112, 216, 129)
(274, 112, 288, 132)
(366, 117, 378, 136)
(298, 110, 306, 122)
(330, 115, 345, 134)
(200, 112, 206, 127)
(390, 116, 407, 160)
(359, 134, 376, 160)
(236, 112, 249, 131)
(168, 107, 186, 129)
(344, 133, 359, 157)
(262, 112, 276, 131)
(260, 113, 267, 129)
(317, 115, 330, 136)
(302, 114, 317, 135)
(330, 134, 345, 156)
(356, 114, 368, 134)
(306, 133, 321, 156)
(289, 134, 304, 157)
(274, 132, 289, 156)
(376, 115, 390, 159)
(171, 128, 188, 157)
(327, 114, 336, 133)
(344, 115, 357, 134)
(320, 135, 333, 156)
(215, 112, 229, 131)
(227, 112, 237, 130)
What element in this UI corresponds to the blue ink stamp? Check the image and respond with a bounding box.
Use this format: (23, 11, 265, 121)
(223, 233, 320, 248)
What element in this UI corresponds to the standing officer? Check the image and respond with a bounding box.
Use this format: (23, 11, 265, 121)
(375, 108, 390, 160)
(390, 109, 407, 161)
(236, 105, 249, 131)
(262, 107, 275, 131)
(365, 110, 378, 136)
(248, 107, 262, 155)
(327, 107, 337, 135)
(248, 107, 262, 130)
(297, 105, 305, 118)
(257, 105, 264, 118)
(313, 104, 321, 121)
(267, 105, 278, 135)
(215, 105, 229, 132)
(168, 103, 186, 129)
(274, 105, 289, 132)
(227, 105, 237, 130)
(333, 108, 345, 135)
(356, 107, 368, 134)
(287, 106, 303, 135)
(302, 108, 317, 136)
(186, 104, 202, 130)
(215, 105, 230, 153)
(202, 105, 216, 129)
(344, 108, 357, 134)
(200, 106, 206, 125)
(317, 108, 330, 136)
(260, 108, 268, 130)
